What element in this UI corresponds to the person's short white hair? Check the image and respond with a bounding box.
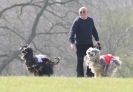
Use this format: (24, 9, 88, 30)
(78, 6, 88, 14)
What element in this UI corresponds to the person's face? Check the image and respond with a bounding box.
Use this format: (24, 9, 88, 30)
(79, 9, 88, 19)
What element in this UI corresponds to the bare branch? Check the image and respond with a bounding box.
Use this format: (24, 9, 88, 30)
(0, 2, 41, 18)
(36, 22, 68, 36)
(48, 0, 76, 6)
(26, 0, 49, 44)
(37, 31, 68, 36)
(0, 26, 26, 42)
(0, 54, 9, 57)
(0, 50, 19, 74)
(45, 8, 76, 19)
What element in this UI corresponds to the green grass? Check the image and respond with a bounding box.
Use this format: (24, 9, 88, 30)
(0, 76, 133, 92)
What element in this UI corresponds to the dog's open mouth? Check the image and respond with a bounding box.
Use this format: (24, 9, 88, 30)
(88, 52, 96, 57)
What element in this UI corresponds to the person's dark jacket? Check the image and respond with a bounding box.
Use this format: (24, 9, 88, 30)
(69, 17, 99, 44)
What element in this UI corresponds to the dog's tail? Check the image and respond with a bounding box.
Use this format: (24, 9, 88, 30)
(106, 56, 122, 76)
(52, 57, 60, 65)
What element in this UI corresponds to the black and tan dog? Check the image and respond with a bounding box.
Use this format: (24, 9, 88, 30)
(20, 45, 60, 76)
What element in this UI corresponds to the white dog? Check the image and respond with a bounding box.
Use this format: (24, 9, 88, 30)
(84, 47, 122, 77)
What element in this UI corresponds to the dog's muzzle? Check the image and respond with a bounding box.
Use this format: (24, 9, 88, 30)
(22, 50, 26, 53)
(88, 52, 95, 57)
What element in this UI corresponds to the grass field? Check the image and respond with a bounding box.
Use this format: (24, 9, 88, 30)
(0, 76, 133, 92)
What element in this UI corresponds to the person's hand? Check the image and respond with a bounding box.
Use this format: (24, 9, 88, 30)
(95, 41, 101, 50)
(70, 44, 75, 51)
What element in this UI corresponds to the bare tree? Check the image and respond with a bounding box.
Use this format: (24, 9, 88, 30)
(0, 0, 76, 75)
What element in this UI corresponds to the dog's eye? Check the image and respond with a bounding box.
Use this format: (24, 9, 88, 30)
(87, 52, 90, 55)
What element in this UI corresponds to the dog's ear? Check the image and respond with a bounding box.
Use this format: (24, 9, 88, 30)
(86, 48, 91, 55)
(94, 48, 100, 55)
(86, 47, 93, 53)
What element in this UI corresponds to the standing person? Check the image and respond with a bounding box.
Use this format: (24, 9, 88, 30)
(69, 7, 100, 77)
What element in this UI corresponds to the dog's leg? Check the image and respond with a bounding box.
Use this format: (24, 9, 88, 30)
(94, 75, 97, 78)
(107, 60, 120, 77)
(95, 72, 100, 78)
(103, 64, 109, 76)
(95, 71, 102, 78)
